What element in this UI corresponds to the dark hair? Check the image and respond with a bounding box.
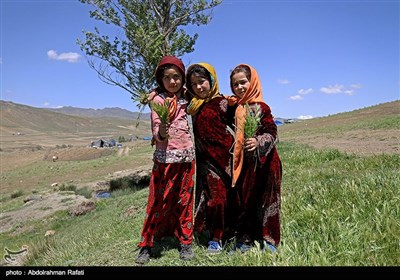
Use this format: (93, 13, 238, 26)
(186, 65, 212, 95)
(230, 65, 251, 92)
(156, 64, 184, 87)
(230, 65, 251, 81)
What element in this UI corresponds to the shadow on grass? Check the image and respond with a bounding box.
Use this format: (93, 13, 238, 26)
(109, 176, 150, 192)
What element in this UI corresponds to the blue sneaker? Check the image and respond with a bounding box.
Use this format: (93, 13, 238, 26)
(236, 242, 253, 253)
(261, 240, 277, 253)
(207, 240, 223, 254)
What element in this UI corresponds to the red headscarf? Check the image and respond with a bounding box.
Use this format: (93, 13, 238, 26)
(155, 56, 186, 120)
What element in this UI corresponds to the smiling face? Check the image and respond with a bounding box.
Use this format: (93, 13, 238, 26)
(161, 66, 183, 94)
(231, 72, 250, 98)
(190, 73, 211, 99)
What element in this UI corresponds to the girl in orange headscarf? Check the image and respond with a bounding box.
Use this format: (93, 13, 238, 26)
(228, 64, 282, 253)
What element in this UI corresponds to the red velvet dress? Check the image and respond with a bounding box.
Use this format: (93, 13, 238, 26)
(233, 102, 282, 247)
(138, 93, 196, 248)
(192, 96, 235, 241)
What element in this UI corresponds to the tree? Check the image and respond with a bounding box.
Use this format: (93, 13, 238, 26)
(77, 0, 222, 109)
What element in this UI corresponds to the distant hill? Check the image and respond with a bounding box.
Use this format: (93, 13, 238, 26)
(45, 106, 151, 120)
(0, 101, 152, 150)
(278, 100, 399, 155)
(2, 101, 291, 123)
(0, 101, 150, 133)
(1, 99, 398, 154)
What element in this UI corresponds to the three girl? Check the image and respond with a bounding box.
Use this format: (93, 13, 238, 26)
(136, 59, 282, 264)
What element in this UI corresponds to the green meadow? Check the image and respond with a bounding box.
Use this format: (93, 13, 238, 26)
(1, 141, 399, 266)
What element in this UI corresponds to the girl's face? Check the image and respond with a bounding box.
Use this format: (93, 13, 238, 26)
(190, 74, 211, 99)
(231, 72, 249, 98)
(162, 66, 183, 94)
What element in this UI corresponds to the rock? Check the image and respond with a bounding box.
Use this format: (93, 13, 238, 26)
(45, 230, 56, 236)
(23, 194, 42, 203)
(68, 201, 96, 216)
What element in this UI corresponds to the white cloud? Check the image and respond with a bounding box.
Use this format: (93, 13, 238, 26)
(47, 50, 81, 63)
(320, 84, 344, 94)
(43, 102, 50, 107)
(344, 90, 355, 96)
(289, 88, 313, 101)
(278, 79, 289, 84)
(289, 95, 303, 100)
(298, 115, 313, 120)
(320, 83, 360, 95)
(351, 83, 362, 89)
(298, 88, 313, 95)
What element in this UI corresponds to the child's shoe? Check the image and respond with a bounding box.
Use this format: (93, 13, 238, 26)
(235, 242, 253, 253)
(261, 240, 277, 253)
(207, 240, 223, 254)
(135, 246, 151, 264)
(180, 243, 195, 260)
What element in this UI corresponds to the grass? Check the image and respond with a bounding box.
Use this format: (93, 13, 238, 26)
(1, 141, 399, 266)
(278, 101, 400, 139)
(1, 101, 398, 268)
(1, 142, 154, 193)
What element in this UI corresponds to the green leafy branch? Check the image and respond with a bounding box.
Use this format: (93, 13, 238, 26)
(150, 100, 170, 124)
(244, 103, 262, 138)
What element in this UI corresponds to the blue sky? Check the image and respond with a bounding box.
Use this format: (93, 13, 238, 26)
(1, 0, 399, 119)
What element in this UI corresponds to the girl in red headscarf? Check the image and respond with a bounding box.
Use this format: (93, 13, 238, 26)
(135, 56, 196, 264)
(228, 64, 282, 254)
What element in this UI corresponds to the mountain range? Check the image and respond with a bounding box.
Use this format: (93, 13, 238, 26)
(45, 105, 151, 120)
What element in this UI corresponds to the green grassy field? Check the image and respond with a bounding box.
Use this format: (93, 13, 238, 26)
(1, 101, 399, 267)
(1, 142, 399, 266)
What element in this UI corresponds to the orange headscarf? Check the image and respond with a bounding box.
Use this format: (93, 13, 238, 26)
(186, 63, 221, 115)
(155, 56, 186, 120)
(229, 64, 265, 188)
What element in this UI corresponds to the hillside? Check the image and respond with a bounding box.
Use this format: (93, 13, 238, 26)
(278, 100, 400, 155)
(0, 101, 151, 151)
(1, 100, 399, 154)
(45, 106, 151, 120)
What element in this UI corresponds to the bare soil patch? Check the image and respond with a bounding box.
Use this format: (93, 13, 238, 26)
(279, 128, 399, 155)
(0, 191, 89, 234)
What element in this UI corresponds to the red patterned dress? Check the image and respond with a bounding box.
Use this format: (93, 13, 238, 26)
(233, 102, 282, 247)
(138, 93, 196, 247)
(192, 96, 235, 241)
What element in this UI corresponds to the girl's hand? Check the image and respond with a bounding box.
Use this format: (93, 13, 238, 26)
(147, 89, 158, 102)
(159, 123, 169, 139)
(244, 138, 257, 152)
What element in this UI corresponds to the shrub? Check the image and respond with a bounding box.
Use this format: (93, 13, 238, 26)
(75, 187, 93, 199)
(10, 190, 24, 199)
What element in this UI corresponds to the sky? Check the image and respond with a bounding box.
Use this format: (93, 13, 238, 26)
(1, 0, 399, 119)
